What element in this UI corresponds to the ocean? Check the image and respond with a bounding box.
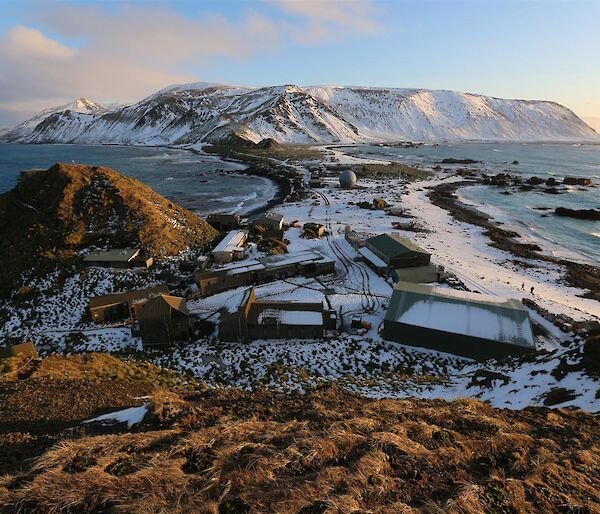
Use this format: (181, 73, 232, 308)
(343, 142, 600, 264)
(0, 144, 277, 216)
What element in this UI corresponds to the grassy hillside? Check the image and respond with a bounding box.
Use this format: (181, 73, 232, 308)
(0, 353, 598, 513)
(0, 163, 218, 295)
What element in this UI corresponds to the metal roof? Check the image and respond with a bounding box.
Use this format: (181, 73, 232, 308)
(385, 282, 535, 349)
(89, 285, 169, 309)
(366, 234, 430, 259)
(212, 230, 247, 254)
(83, 248, 140, 262)
(358, 246, 387, 269)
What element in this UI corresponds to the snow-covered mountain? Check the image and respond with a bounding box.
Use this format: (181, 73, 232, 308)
(3, 85, 598, 145)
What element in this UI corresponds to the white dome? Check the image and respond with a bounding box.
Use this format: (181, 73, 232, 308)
(339, 170, 357, 188)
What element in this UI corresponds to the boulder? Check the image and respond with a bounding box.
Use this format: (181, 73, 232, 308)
(563, 177, 593, 186)
(439, 158, 479, 164)
(527, 176, 544, 185)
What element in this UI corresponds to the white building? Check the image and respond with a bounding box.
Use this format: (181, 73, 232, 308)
(211, 230, 248, 264)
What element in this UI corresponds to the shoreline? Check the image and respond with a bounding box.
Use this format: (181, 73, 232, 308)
(183, 145, 293, 218)
(326, 144, 600, 317)
(427, 178, 600, 301)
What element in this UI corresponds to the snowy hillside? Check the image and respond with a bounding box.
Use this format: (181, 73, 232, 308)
(3, 85, 598, 144)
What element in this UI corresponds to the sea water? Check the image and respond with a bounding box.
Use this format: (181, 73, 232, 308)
(344, 142, 600, 264)
(0, 144, 277, 216)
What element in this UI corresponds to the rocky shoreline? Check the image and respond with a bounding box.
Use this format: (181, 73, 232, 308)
(427, 178, 600, 301)
(185, 146, 294, 218)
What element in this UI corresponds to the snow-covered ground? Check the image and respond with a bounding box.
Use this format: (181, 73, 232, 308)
(2, 149, 599, 413)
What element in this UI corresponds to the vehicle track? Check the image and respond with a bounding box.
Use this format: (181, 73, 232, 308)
(314, 190, 380, 315)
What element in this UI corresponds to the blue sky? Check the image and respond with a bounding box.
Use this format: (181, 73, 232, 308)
(0, 0, 598, 130)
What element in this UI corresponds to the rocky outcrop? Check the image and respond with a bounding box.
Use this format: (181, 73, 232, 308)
(564, 177, 594, 186)
(554, 207, 600, 220)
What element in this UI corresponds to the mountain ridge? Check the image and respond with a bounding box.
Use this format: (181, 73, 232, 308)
(3, 84, 598, 145)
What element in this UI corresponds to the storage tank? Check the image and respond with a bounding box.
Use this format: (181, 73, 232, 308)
(339, 170, 357, 189)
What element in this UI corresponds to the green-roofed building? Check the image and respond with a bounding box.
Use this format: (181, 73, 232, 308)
(365, 233, 431, 270)
(383, 282, 535, 360)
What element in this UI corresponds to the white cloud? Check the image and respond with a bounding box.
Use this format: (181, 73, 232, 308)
(275, 0, 380, 36)
(6, 25, 75, 60)
(0, 1, 381, 125)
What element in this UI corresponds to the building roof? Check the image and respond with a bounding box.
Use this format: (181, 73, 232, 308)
(140, 294, 189, 320)
(367, 234, 430, 259)
(257, 249, 334, 268)
(212, 230, 247, 254)
(385, 282, 535, 349)
(391, 265, 439, 283)
(89, 285, 170, 309)
(253, 211, 284, 224)
(358, 246, 388, 269)
(223, 287, 255, 313)
(197, 250, 335, 280)
(83, 248, 140, 262)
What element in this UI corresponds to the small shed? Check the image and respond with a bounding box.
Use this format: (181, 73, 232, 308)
(303, 222, 326, 238)
(383, 282, 535, 360)
(83, 248, 146, 268)
(366, 233, 431, 268)
(252, 211, 285, 232)
(207, 213, 242, 231)
(211, 230, 248, 264)
(309, 174, 325, 188)
(138, 295, 191, 347)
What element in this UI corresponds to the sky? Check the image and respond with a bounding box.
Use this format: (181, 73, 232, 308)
(0, 0, 599, 131)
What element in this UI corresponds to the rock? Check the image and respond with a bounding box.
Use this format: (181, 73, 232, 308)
(546, 177, 559, 186)
(527, 176, 544, 185)
(485, 173, 513, 186)
(467, 369, 510, 389)
(563, 177, 593, 186)
(512, 160, 519, 165)
(256, 138, 279, 150)
(554, 207, 600, 220)
(582, 335, 600, 375)
(440, 158, 479, 164)
(542, 387, 577, 406)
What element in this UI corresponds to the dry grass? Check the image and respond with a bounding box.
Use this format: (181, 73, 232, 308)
(0, 353, 202, 391)
(1, 354, 599, 513)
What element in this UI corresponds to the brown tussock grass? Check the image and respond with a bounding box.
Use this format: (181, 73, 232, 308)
(1, 357, 599, 513)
